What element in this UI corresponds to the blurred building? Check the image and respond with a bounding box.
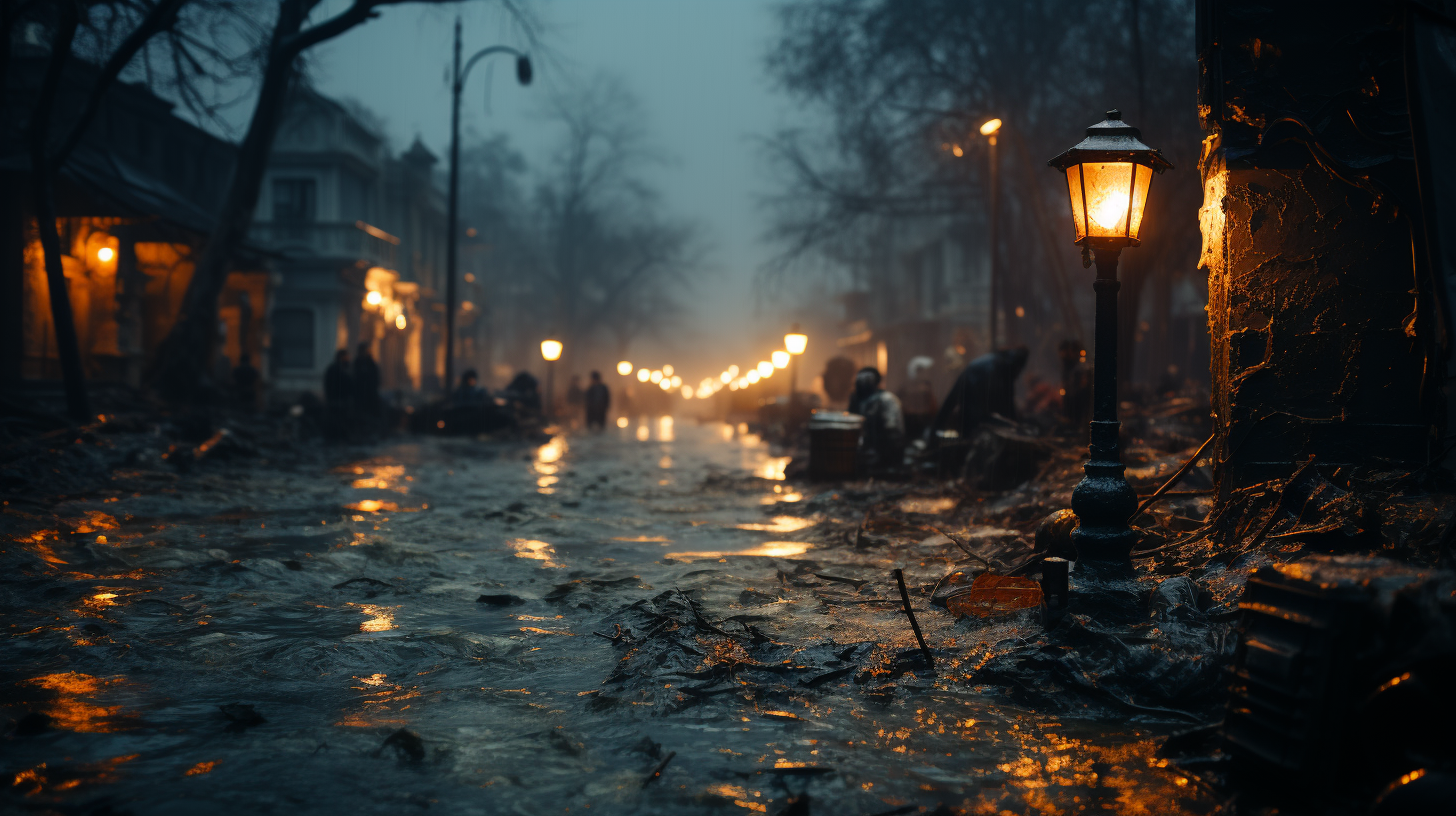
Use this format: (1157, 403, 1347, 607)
(251, 88, 449, 400)
(0, 41, 268, 392)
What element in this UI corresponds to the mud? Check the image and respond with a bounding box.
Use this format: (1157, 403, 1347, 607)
(2, 420, 1222, 815)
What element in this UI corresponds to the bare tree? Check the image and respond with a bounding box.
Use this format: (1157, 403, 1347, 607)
(762, 0, 1202, 384)
(146, 0, 536, 402)
(509, 77, 700, 367)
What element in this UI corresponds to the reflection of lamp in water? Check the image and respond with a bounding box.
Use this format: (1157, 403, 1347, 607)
(1047, 109, 1171, 565)
(617, 361, 632, 376)
(540, 338, 562, 421)
(637, 368, 650, 382)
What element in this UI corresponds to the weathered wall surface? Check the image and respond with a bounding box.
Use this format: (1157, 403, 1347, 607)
(1197, 0, 1442, 494)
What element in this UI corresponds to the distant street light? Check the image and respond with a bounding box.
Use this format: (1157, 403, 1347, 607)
(443, 17, 531, 394)
(617, 360, 633, 376)
(540, 338, 562, 421)
(784, 324, 810, 408)
(1048, 109, 1171, 564)
(772, 350, 790, 369)
(757, 361, 774, 378)
(636, 368, 651, 382)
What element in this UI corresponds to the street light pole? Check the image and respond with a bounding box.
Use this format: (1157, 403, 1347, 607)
(442, 18, 530, 394)
(1047, 110, 1171, 564)
(981, 118, 1003, 352)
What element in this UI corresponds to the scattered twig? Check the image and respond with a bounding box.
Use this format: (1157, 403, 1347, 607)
(892, 568, 935, 673)
(1132, 433, 1215, 521)
(928, 526, 993, 569)
(642, 750, 676, 787)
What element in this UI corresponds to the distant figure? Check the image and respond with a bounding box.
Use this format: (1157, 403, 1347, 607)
(583, 371, 610, 430)
(898, 355, 937, 441)
(453, 369, 489, 406)
(323, 348, 352, 441)
(503, 371, 542, 421)
(1058, 339, 1093, 432)
(232, 353, 260, 412)
(353, 342, 381, 434)
(848, 367, 905, 471)
(932, 346, 1030, 439)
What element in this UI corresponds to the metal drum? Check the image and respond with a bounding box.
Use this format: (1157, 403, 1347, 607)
(807, 410, 863, 480)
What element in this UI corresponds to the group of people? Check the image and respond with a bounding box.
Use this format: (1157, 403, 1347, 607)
(844, 340, 1094, 474)
(322, 343, 383, 441)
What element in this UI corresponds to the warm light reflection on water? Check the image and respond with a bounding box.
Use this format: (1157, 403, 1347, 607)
(719, 423, 734, 441)
(659, 455, 672, 469)
(26, 673, 134, 732)
(735, 516, 816, 533)
(666, 541, 811, 559)
(538, 437, 567, 464)
(346, 500, 398, 513)
(509, 538, 563, 567)
(636, 425, 650, 441)
(756, 456, 790, 480)
(348, 463, 408, 492)
(356, 604, 396, 633)
(658, 416, 675, 441)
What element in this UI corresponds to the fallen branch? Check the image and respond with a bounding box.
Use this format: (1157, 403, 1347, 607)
(892, 568, 935, 673)
(642, 750, 676, 787)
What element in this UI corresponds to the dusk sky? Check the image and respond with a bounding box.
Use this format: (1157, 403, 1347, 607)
(306, 0, 810, 378)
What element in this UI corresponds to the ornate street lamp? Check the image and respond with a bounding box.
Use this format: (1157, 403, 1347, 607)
(1048, 109, 1171, 563)
(540, 338, 562, 421)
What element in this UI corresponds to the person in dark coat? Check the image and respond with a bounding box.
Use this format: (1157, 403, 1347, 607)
(323, 348, 352, 441)
(453, 369, 488, 406)
(930, 346, 1029, 439)
(848, 367, 906, 472)
(233, 353, 261, 412)
(584, 371, 610, 430)
(503, 372, 542, 421)
(353, 342, 382, 435)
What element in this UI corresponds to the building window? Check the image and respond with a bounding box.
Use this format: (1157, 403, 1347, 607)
(270, 308, 314, 370)
(273, 178, 317, 224)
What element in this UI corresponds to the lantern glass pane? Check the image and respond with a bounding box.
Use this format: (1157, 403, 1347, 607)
(1064, 166, 1087, 241)
(1128, 162, 1153, 240)
(1079, 161, 1136, 237)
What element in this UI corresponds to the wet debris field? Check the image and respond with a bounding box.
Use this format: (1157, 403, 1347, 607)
(4, 418, 1262, 814)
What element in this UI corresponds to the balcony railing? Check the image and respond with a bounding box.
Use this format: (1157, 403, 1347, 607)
(251, 220, 399, 269)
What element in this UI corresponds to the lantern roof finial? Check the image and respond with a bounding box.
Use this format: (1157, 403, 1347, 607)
(1047, 110, 1173, 172)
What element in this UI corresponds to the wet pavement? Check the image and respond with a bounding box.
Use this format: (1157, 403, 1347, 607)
(3, 419, 1221, 815)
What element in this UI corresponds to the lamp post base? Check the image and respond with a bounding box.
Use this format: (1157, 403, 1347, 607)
(1070, 419, 1138, 563)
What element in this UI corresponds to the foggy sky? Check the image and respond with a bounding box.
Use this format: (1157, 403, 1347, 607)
(306, 0, 806, 381)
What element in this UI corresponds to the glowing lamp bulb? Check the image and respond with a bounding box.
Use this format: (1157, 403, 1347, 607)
(366, 290, 383, 306)
(637, 368, 651, 382)
(772, 350, 790, 369)
(747, 371, 761, 384)
(681, 386, 693, 398)
(1048, 109, 1169, 247)
(980, 118, 1002, 136)
(662, 364, 674, 377)
(540, 339, 563, 361)
(97, 247, 114, 262)
(650, 370, 663, 383)
(617, 361, 633, 376)
(757, 361, 773, 377)
(659, 378, 672, 391)
(721, 372, 732, 383)
(784, 332, 807, 355)
(395, 314, 407, 330)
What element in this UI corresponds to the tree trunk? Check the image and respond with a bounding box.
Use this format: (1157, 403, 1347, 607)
(146, 2, 309, 402)
(30, 6, 90, 422)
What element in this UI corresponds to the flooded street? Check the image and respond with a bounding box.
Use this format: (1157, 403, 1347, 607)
(4, 421, 1218, 815)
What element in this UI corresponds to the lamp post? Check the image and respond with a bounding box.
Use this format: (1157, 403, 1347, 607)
(540, 338, 562, 421)
(443, 17, 531, 394)
(980, 118, 1002, 351)
(1048, 109, 1171, 563)
(785, 325, 807, 405)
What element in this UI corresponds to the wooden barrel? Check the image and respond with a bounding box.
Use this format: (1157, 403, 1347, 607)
(808, 410, 863, 480)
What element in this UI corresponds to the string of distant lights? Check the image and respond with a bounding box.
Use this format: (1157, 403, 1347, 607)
(610, 328, 809, 401)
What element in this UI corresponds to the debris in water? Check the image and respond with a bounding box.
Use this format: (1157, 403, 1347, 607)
(379, 728, 425, 762)
(642, 750, 676, 787)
